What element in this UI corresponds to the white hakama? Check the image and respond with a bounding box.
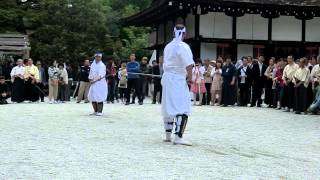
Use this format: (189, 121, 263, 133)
(161, 41, 194, 118)
(88, 60, 108, 102)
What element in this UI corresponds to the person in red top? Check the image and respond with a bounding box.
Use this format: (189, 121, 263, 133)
(273, 59, 287, 109)
(107, 60, 117, 103)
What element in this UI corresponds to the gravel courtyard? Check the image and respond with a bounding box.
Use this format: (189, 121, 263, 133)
(0, 101, 319, 179)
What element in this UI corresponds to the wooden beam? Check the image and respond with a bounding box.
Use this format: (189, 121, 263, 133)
(232, 16, 237, 40)
(195, 14, 200, 38)
(0, 34, 27, 38)
(0, 46, 31, 51)
(0, 41, 29, 46)
(268, 18, 272, 41)
(0, 38, 29, 42)
(0, 51, 25, 55)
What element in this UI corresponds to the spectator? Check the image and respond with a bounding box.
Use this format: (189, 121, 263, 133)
(57, 63, 68, 103)
(273, 59, 286, 109)
(10, 59, 25, 103)
(282, 56, 299, 112)
(210, 60, 223, 106)
(202, 59, 213, 105)
(152, 60, 162, 104)
(251, 56, 267, 107)
(0, 76, 9, 104)
(125, 53, 142, 105)
(118, 62, 128, 103)
(238, 57, 252, 107)
(293, 58, 310, 114)
(77, 59, 91, 103)
(24, 58, 40, 102)
(221, 57, 237, 107)
(107, 60, 117, 104)
(264, 58, 275, 107)
(48, 61, 59, 104)
(36, 61, 47, 102)
(191, 60, 206, 106)
(139, 57, 150, 101)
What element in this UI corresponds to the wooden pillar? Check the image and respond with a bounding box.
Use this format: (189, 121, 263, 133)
(163, 21, 167, 44)
(268, 18, 272, 41)
(156, 25, 160, 61)
(301, 19, 306, 57)
(194, 14, 201, 59)
(232, 16, 237, 61)
(266, 18, 273, 59)
(302, 19, 306, 42)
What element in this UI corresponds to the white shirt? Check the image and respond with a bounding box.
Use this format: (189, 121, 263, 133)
(210, 67, 222, 78)
(192, 66, 205, 81)
(163, 41, 194, 76)
(311, 64, 320, 81)
(258, 62, 263, 76)
(240, 66, 248, 84)
(10, 65, 25, 78)
(88, 60, 108, 102)
(162, 40, 194, 117)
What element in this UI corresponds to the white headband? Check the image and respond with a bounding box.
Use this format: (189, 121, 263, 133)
(174, 27, 186, 42)
(95, 53, 102, 57)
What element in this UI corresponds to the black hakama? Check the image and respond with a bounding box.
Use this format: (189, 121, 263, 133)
(221, 64, 237, 106)
(11, 77, 25, 103)
(264, 79, 273, 106)
(25, 78, 39, 102)
(295, 84, 307, 113)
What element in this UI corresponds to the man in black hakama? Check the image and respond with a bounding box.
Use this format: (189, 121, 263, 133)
(10, 59, 25, 103)
(221, 57, 237, 106)
(24, 59, 40, 102)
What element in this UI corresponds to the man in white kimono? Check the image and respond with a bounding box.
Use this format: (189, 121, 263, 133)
(88, 53, 108, 116)
(161, 24, 194, 146)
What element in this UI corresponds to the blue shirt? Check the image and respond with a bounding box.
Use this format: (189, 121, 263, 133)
(127, 61, 140, 79)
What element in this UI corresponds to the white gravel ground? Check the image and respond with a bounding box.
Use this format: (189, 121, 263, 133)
(0, 100, 319, 180)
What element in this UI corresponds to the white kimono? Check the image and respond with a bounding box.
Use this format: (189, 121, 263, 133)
(161, 40, 194, 118)
(88, 60, 108, 102)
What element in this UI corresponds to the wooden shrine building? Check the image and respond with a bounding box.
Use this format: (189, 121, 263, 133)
(124, 0, 320, 61)
(0, 34, 31, 60)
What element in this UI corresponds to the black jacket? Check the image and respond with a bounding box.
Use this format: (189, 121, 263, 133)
(0, 83, 8, 94)
(251, 63, 267, 87)
(238, 66, 252, 88)
(79, 65, 90, 82)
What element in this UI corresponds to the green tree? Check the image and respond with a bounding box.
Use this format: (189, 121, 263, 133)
(1, 0, 153, 64)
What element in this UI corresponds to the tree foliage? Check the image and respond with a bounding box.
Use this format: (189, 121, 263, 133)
(0, 0, 152, 64)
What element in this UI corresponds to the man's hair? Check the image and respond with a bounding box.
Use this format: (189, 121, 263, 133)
(175, 24, 185, 31)
(58, 63, 64, 67)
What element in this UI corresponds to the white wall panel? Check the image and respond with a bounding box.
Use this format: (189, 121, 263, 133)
(306, 17, 320, 42)
(237, 14, 253, 39)
(253, 15, 268, 40)
(272, 16, 302, 41)
(237, 15, 268, 40)
(237, 44, 253, 60)
(213, 12, 232, 39)
(200, 12, 214, 38)
(201, 43, 217, 60)
(186, 14, 195, 38)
